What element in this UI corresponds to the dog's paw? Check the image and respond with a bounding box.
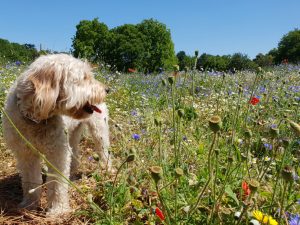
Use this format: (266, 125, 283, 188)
(46, 204, 72, 216)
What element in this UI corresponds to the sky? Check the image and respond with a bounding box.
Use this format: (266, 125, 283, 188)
(0, 0, 299, 59)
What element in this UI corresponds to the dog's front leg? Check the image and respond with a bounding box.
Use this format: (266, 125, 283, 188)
(44, 133, 72, 215)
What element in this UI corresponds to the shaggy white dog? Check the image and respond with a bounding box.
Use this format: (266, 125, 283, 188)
(2, 54, 112, 215)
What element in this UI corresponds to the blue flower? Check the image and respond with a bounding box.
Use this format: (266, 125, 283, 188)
(289, 214, 300, 225)
(263, 143, 273, 150)
(131, 110, 138, 116)
(15, 61, 21, 66)
(132, 134, 140, 140)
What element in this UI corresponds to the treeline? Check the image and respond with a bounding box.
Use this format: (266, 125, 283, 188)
(178, 29, 300, 71)
(0, 38, 38, 63)
(72, 18, 177, 72)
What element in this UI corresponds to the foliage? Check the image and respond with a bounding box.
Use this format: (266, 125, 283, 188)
(276, 29, 300, 64)
(228, 53, 257, 71)
(176, 51, 195, 70)
(72, 18, 177, 72)
(197, 53, 231, 71)
(253, 53, 274, 67)
(0, 38, 38, 64)
(72, 18, 110, 62)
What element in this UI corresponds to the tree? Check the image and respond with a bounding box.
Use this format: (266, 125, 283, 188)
(0, 38, 38, 63)
(137, 19, 177, 72)
(72, 18, 177, 72)
(176, 51, 194, 70)
(229, 53, 256, 71)
(276, 29, 300, 64)
(253, 53, 274, 67)
(108, 24, 146, 71)
(197, 54, 230, 71)
(72, 18, 109, 62)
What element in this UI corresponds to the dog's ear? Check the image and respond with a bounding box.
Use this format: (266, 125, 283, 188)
(27, 65, 62, 121)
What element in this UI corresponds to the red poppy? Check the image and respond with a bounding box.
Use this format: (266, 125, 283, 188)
(155, 207, 165, 221)
(128, 68, 136, 73)
(250, 97, 260, 105)
(242, 181, 251, 197)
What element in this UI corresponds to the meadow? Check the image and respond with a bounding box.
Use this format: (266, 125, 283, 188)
(0, 61, 300, 225)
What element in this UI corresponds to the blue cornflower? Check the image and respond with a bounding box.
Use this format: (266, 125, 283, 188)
(131, 110, 138, 116)
(132, 134, 140, 140)
(263, 143, 273, 150)
(15, 61, 21, 66)
(271, 124, 277, 129)
(289, 214, 300, 225)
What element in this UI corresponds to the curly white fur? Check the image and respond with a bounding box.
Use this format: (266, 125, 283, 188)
(2, 54, 112, 215)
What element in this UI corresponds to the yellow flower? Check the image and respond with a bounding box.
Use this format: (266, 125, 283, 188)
(252, 210, 278, 225)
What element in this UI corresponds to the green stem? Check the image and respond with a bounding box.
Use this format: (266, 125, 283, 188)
(189, 132, 217, 216)
(109, 160, 127, 223)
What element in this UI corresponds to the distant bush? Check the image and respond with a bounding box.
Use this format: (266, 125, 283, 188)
(0, 38, 38, 64)
(194, 52, 256, 72)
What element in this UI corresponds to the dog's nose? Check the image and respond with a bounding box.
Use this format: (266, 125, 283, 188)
(105, 88, 110, 94)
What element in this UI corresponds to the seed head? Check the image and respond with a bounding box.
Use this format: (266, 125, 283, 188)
(209, 115, 222, 133)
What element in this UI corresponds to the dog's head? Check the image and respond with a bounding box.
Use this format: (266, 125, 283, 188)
(17, 54, 108, 122)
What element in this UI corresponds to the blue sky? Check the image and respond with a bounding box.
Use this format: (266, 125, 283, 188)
(0, 0, 299, 59)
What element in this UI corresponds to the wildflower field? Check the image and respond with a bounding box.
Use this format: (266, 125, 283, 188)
(0, 62, 300, 225)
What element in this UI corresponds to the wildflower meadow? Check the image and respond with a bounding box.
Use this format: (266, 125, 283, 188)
(0, 60, 300, 225)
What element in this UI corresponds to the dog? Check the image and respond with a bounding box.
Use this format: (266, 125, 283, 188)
(2, 54, 112, 215)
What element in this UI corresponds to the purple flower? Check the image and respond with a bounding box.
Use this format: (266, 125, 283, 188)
(15, 61, 21, 66)
(88, 156, 93, 161)
(263, 143, 273, 150)
(131, 110, 138, 116)
(289, 214, 300, 225)
(132, 134, 140, 140)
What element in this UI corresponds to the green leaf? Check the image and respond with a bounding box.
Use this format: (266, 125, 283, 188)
(225, 185, 239, 206)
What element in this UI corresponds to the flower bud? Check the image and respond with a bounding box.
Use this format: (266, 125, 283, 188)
(175, 168, 184, 178)
(228, 155, 234, 163)
(269, 127, 279, 138)
(281, 138, 290, 148)
(93, 153, 100, 162)
(126, 154, 135, 163)
(287, 119, 300, 137)
(209, 116, 222, 133)
(177, 109, 185, 118)
(149, 166, 163, 184)
(154, 117, 162, 126)
(248, 179, 259, 193)
(281, 166, 294, 182)
(214, 149, 220, 156)
(244, 128, 252, 138)
(168, 76, 175, 85)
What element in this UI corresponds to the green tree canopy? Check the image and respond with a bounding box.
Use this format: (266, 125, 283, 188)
(72, 18, 109, 61)
(0, 38, 38, 63)
(276, 29, 300, 64)
(72, 18, 177, 72)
